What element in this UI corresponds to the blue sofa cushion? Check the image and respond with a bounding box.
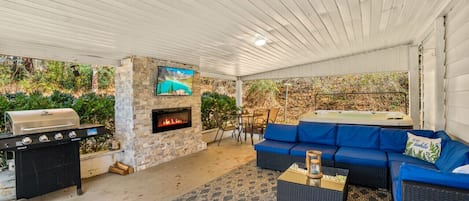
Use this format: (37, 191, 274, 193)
(298, 122, 336, 145)
(290, 143, 337, 160)
(435, 140, 469, 172)
(335, 147, 387, 167)
(263, 123, 298, 143)
(380, 128, 407, 152)
(336, 125, 380, 149)
(408, 129, 435, 138)
(379, 129, 437, 153)
(395, 163, 469, 201)
(435, 130, 451, 149)
(254, 140, 297, 155)
(387, 152, 435, 168)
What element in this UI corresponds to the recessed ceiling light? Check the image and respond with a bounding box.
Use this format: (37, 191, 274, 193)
(254, 37, 267, 46)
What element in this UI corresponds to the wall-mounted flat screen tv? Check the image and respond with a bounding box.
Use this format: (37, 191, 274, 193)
(156, 66, 194, 96)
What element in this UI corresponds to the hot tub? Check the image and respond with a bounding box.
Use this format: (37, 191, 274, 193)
(299, 110, 413, 129)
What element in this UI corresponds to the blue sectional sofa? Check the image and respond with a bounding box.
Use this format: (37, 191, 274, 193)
(254, 122, 469, 201)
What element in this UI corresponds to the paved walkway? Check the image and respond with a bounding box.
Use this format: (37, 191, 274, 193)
(30, 131, 259, 201)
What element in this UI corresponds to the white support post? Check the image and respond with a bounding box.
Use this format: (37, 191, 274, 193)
(408, 46, 420, 129)
(434, 17, 446, 130)
(235, 78, 243, 108)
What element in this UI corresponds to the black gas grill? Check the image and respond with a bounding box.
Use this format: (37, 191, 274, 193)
(0, 108, 105, 199)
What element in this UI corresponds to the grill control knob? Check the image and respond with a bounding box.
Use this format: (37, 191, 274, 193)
(22, 137, 32, 145)
(68, 131, 77, 138)
(54, 133, 64, 140)
(39, 135, 49, 142)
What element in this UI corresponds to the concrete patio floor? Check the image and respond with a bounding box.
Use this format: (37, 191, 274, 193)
(28, 131, 260, 201)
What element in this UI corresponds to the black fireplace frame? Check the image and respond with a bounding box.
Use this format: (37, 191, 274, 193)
(152, 107, 192, 133)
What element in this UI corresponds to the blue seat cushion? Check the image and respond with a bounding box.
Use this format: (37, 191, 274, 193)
(399, 163, 469, 191)
(380, 128, 407, 152)
(387, 152, 436, 168)
(336, 125, 380, 149)
(389, 160, 437, 182)
(264, 123, 298, 143)
(335, 147, 387, 167)
(254, 140, 296, 155)
(290, 143, 337, 160)
(435, 140, 469, 172)
(298, 122, 336, 145)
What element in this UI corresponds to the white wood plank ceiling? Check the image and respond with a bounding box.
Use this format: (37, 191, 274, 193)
(0, 0, 452, 77)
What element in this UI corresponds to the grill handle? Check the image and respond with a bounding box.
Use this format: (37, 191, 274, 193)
(21, 123, 76, 132)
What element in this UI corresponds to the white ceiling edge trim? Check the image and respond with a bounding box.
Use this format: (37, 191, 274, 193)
(0, 39, 120, 66)
(241, 45, 410, 81)
(414, 0, 457, 43)
(199, 72, 237, 80)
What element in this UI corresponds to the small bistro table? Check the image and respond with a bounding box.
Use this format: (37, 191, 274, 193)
(277, 163, 349, 201)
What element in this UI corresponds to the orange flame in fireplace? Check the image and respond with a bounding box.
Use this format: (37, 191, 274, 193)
(159, 118, 186, 127)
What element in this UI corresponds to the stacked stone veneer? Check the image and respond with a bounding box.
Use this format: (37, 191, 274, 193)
(115, 56, 207, 171)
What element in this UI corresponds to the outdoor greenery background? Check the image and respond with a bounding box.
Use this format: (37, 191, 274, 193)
(1, 54, 409, 138)
(202, 72, 409, 125)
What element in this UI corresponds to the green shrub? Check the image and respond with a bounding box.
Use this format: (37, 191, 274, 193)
(0, 92, 115, 154)
(201, 92, 238, 130)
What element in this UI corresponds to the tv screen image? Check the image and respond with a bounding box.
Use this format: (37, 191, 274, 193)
(156, 66, 194, 96)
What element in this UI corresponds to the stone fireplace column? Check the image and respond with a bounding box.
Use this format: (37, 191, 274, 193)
(115, 56, 207, 171)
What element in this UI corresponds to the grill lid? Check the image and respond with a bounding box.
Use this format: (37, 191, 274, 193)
(5, 108, 80, 135)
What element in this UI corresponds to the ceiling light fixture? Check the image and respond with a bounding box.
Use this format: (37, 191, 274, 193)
(254, 37, 267, 46)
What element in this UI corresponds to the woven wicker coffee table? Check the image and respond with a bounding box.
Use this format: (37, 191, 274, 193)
(277, 163, 349, 201)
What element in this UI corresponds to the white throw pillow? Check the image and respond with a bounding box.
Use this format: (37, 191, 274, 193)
(453, 164, 469, 174)
(404, 132, 441, 164)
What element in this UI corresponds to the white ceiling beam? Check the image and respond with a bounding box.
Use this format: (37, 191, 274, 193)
(241, 45, 409, 80)
(414, 0, 456, 43)
(199, 72, 237, 80)
(0, 39, 120, 66)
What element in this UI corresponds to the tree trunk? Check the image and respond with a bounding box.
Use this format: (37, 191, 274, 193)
(92, 65, 99, 93)
(22, 58, 34, 73)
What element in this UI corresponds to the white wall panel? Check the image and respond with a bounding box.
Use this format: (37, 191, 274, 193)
(409, 46, 420, 128)
(447, 106, 469, 124)
(446, 120, 469, 143)
(446, 91, 469, 108)
(422, 71, 436, 129)
(446, 74, 469, 92)
(444, 0, 469, 143)
(421, 28, 437, 130)
(446, 57, 469, 78)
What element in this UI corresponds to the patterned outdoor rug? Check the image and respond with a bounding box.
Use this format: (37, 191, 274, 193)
(174, 160, 391, 201)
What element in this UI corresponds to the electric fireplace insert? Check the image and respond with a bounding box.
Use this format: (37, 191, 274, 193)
(152, 107, 192, 133)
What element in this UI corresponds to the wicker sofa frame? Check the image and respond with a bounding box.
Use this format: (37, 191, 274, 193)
(257, 144, 469, 201)
(257, 151, 388, 189)
(254, 124, 469, 201)
(334, 162, 388, 189)
(291, 155, 334, 167)
(256, 151, 292, 171)
(402, 180, 469, 201)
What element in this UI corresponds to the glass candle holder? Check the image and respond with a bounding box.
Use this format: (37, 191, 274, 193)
(306, 150, 323, 179)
